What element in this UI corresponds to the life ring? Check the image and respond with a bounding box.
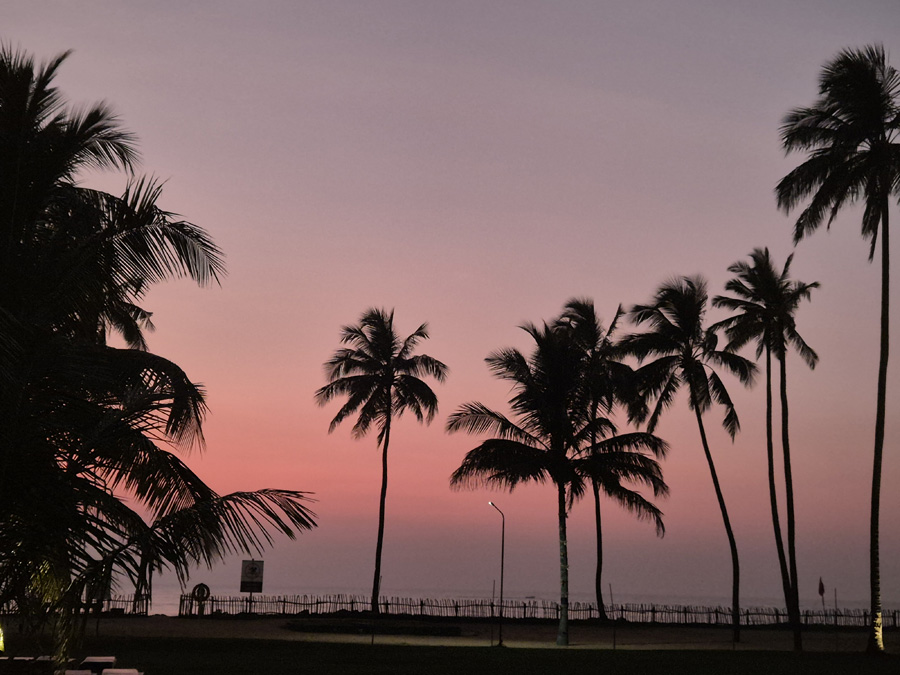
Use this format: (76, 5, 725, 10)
(191, 583, 210, 602)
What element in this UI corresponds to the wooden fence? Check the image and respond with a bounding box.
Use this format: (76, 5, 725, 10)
(100, 594, 149, 616)
(177, 593, 899, 628)
(0, 594, 149, 616)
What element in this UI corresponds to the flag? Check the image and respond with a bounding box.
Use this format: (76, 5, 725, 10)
(818, 577, 825, 597)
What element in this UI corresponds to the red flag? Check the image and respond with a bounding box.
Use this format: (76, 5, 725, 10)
(818, 577, 825, 597)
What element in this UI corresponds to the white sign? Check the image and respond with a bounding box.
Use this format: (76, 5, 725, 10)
(240, 559, 264, 593)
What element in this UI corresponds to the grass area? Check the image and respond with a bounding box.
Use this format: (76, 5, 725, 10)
(68, 636, 899, 675)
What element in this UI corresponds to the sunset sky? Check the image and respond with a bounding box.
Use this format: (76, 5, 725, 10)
(8, 1, 900, 610)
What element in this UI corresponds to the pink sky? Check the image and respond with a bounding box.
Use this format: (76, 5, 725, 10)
(7, 1, 900, 608)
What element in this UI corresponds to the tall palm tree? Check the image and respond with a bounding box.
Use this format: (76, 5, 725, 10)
(0, 46, 318, 657)
(315, 308, 447, 613)
(712, 248, 818, 651)
(775, 44, 900, 652)
(449, 319, 667, 645)
(556, 299, 666, 619)
(620, 277, 756, 643)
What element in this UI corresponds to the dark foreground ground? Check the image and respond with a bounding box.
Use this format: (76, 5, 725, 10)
(3, 616, 898, 674)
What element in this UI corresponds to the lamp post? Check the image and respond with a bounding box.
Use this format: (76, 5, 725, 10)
(488, 501, 505, 646)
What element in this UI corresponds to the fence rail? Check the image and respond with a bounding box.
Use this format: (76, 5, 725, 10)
(177, 593, 899, 628)
(0, 594, 149, 617)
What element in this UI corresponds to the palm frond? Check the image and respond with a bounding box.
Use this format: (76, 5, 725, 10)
(707, 371, 740, 438)
(450, 439, 550, 490)
(133, 489, 316, 584)
(584, 431, 670, 460)
(446, 402, 540, 445)
(402, 353, 449, 382)
(706, 349, 757, 386)
(600, 481, 666, 537)
(643, 369, 681, 433)
(394, 374, 440, 423)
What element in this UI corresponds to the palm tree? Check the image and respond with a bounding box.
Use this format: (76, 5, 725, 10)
(449, 319, 667, 645)
(0, 46, 318, 657)
(712, 248, 818, 651)
(315, 308, 447, 614)
(556, 299, 666, 620)
(620, 276, 756, 643)
(775, 44, 900, 652)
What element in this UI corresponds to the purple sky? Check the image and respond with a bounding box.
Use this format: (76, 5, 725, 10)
(7, 1, 900, 608)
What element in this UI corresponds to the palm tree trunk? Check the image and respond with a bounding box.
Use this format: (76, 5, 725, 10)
(371, 418, 391, 614)
(867, 202, 889, 653)
(765, 347, 793, 638)
(692, 404, 740, 643)
(588, 398, 608, 623)
(557, 481, 569, 646)
(592, 479, 608, 621)
(779, 353, 802, 651)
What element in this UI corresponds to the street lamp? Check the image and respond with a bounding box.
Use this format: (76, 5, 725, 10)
(488, 501, 505, 646)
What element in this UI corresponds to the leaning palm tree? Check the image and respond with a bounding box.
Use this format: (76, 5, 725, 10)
(556, 299, 665, 619)
(620, 277, 756, 643)
(315, 308, 447, 613)
(449, 319, 667, 645)
(775, 44, 900, 652)
(712, 248, 818, 651)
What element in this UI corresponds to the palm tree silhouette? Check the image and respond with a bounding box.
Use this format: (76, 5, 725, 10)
(556, 299, 667, 620)
(712, 248, 818, 651)
(0, 47, 318, 654)
(449, 317, 667, 645)
(775, 44, 900, 652)
(620, 276, 755, 643)
(315, 308, 447, 614)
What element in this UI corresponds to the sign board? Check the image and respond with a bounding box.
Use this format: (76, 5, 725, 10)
(240, 559, 264, 593)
